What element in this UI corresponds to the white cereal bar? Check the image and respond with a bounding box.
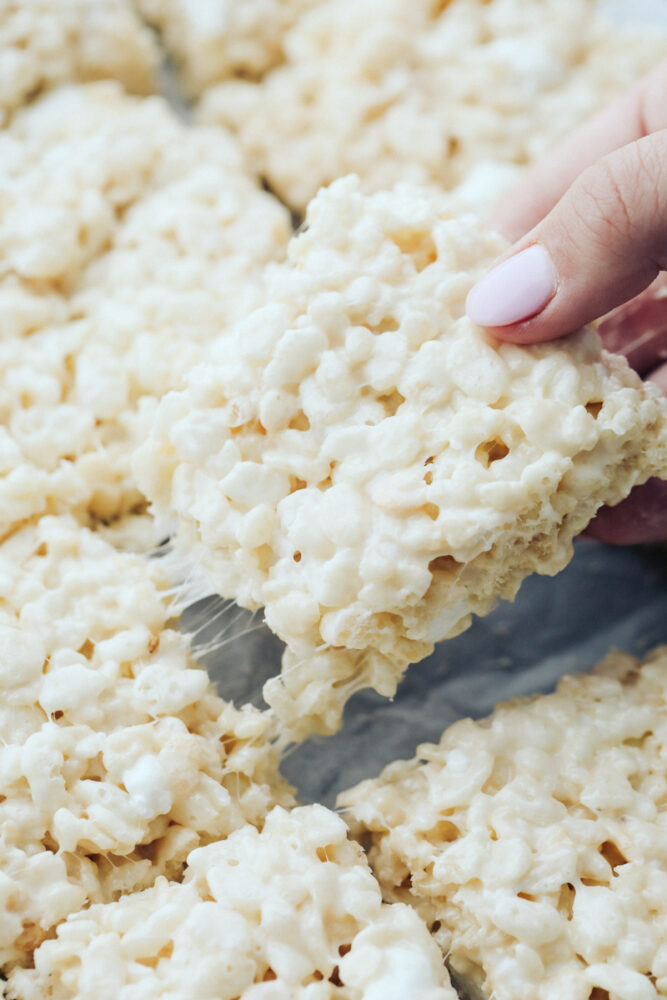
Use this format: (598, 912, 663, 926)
(198, 0, 667, 212)
(340, 647, 667, 1000)
(136, 0, 317, 97)
(137, 177, 667, 739)
(8, 804, 456, 1000)
(0, 0, 158, 124)
(0, 83, 290, 534)
(0, 515, 292, 972)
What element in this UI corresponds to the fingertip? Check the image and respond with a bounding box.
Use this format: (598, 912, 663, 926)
(465, 244, 558, 331)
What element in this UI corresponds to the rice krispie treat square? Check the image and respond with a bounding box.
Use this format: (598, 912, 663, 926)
(340, 646, 667, 1000)
(137, 177, 667, 740)
(0, 0, 158, 124)
(198, 0, 667, 212)
(0, 83, 290, 535)
(0, 515, 292, 972)
(136, 0, 317, 96)
(8, 804, 456, 1000)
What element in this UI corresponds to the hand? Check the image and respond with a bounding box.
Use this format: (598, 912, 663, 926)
(465, 60, 667, 545)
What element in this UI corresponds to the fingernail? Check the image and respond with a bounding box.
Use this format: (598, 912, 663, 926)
(466, 243, 558, 327)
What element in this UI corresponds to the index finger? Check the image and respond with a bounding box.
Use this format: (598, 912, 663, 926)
(490, 58, 667, 242)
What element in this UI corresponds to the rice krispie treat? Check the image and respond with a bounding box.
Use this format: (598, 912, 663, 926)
(340, 647, 667, 1000)
(0, 514, 293, 972)
(8, 804, 456, 1000)
(0, 83, 291, 534)
(136, 0, 317, 96)
(0, 0, 158, 125)
(199, 0, 667, 212)
(137, 177, 667, 739)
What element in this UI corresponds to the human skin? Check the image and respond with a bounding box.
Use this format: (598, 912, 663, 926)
(466, 60, 667, 544)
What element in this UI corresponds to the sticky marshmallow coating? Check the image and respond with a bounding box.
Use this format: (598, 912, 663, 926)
(9, 805, 456, 1000)
(340, 647, 667, 1000)
(0, 83, 291, 533)
(137, 177, 667, 739)
(0, 0, 158, 124)
(198, 0, 667, 212)
(137, 0, 317, 96)
(0, 515, 292, 972)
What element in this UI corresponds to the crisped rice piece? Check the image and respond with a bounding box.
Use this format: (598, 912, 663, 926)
(136, 0, 317, 96)
(0, 0, 158, 124)
(340, 646, 667, 1000)
(0, 514, 293, 973)
(198, 0, 667, 212)
(0, 83, 290, 533)
(8, 804, 457, 1000)
(137, 177, 667, 739)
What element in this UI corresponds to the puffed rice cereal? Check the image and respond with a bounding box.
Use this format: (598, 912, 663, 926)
(137, 177, 667, 739)
(199, 0, 667, 212)
(8, 804, 457, 1000)
(340, 646, 667, 1000)
(0, 514, 292, 972)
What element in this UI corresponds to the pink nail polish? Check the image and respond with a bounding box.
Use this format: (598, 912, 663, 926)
(465, 244, 558, 327)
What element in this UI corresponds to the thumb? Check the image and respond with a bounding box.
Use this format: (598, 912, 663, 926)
(466, 130, 667, 344)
